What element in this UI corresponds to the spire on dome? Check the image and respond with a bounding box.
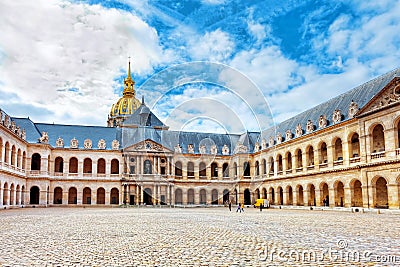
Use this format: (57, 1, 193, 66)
(123, 58, 135, 97)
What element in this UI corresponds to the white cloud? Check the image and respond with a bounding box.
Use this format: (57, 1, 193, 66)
(201, 0, 226, 5)
(0, 0, 173, 125)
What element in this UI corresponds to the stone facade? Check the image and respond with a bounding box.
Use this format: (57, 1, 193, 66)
(1, 70, 400, 210)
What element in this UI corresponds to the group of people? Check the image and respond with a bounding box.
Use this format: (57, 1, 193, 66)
(226, 201, 245, 212)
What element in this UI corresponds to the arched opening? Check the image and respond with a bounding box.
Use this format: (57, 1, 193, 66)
(374, 177, 388, 208)
(30, 186, 40, 204)
(3, 182, 9, 205)
(0, 138, 2, 162)
(350, 133, 360, 158)
(175, 161, 182, 177)
(69, 157, 78, 173)
(223, 163, 229, 177)
(287, 186, 293, 205)
(187, 161, 194, 178)
(17, 149, 21, 168)
(255, 188, 260, 199)
(286, 152, 292, 170)
(211, 189, 218, 205)
(199, 162, 206, 177)
(68, 187, 77, 204)
(11, 146, 16, 166)
(143, 188, 153, 205)
(223, 189, 230, 203)
(10, 184, 15, 205)
(143, 159, 152, 174)
(269, 187, 275, 205)
(83, 158, 92, 174)
(97, 188, 105, 204)
(296, 149, 303, 169)
(53, 187, 63, 204)
(371, 124, 385, 153)
(320, 183, 329, 206)
(21, 185, 25, 205)
(110, 188, 119, 204)
(255, 161, 260, 176)
(187, 189, 194, 204)
(16, 184, 20, 205)
(22, 151, 26, 170)
(244, 189, 251, 205)
(277, 155, 283, 172)
(175, 188, 182, 204)
(308, 184, 316, 206)
(243, 161, 250, 176)
(199, 189, 207, 204)
(351, 179, 363, 207)
(297, 185, 304, 206)
(211, 162, 218, 177)
(83, 187, 91, 204)
(319, 142, 328, 164)
(233, 162, 238, 176)
(334, 138, 343, 161)
(334, 181, 344, 207)
(262, 159, 266, 174)
(31, 153, 41, 171)
(277, 187, 283, 205)
(54, 157, 64, 173)
(111, 159, 119, 174)
(4, 142, 9, 163)
(97, 158, 106, 174)
(269, 157, 274, 174)
(262, 188, 267, 199)
(307, 146, 314, 166)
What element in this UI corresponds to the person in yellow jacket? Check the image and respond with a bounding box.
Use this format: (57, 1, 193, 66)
(241, 203, 244, 212)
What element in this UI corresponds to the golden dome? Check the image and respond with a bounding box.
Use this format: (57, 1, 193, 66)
(109, 60, 141, 117)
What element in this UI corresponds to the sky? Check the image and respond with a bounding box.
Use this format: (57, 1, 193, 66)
(0, 0, 399, 134)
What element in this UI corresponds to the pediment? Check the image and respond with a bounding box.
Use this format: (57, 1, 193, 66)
(358, 77, 400, 115)
(124, 139, 172, 153)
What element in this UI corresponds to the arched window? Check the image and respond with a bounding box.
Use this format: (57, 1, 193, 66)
(22, 151, 26, 170)
(319, 142, 328, 164)
(17, 149, 21, 168)
(0, 137, 3, 162)
(199, 162, 206, 177)
(277, 155, 283, 172)
(223, 163, 229, 177)
(269, 157, 274, 174)
(255, 161, 259, 176)
(199, 189, 207, 204)
(187, 161, 194, 178)
(296, 149, 303, 169)
(31, 153, 41, 171)
(211, 162, 218, 177)
(83, 158, 92, 173)
(187, 189, 194, 204)
(11, 145, 16, 166)
(143, 159, 152, 174)
(111, 159, 119, 174)
(69, 157, 78, 173)
(307, 146, 314, 166)
(211, 189, 218, 205)
(97, 158, 106, 174)
(233, 162, 238, 176)
(54, 157, 64, 173)
(243, 161, 250, 176)
(175, 161, 182, 177)
(175, 188, 183, 204)
(350, 133, 360, 158)
(262, 159, 266, 174)
(334, 138, 343, 161)
(4, 142, 9, 163)
(286, 152, 292, 170)
(371, 124, 385, 153)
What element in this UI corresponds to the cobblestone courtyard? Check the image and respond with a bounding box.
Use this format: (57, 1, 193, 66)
(0, 207, 399, 266)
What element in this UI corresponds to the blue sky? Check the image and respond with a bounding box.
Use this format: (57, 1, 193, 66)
(0, 0, 399, 133)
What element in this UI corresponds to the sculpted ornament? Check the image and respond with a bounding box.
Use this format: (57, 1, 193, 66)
(70, 138, 79, 149)
(348, 101, 359, 118)
(56, 137, 64, 148)
(276, 133, 283, 144)
(98, 139, 106, 149)
(174, 144, 182, 153)
(295, 124, 303, 137)
(11, 121, 16, 132)
(254, 142, 260, 153)
(332, 109, 342, 124)
(39, 131, 49, 144)
(112, 140, 120, 150)
(306, 120, 314, 133)
(84, 139, 92, 149)
(285, 130, 292, 141)
(269, 136, 274, 147)
(199, 145, 206, 154)
(222, 144, 229, 155)
(261, 138, 267, 150)
(22, 129, 26, 140)
(4, 115, 10, 127)
(234, 142, 247, 154)
(188, 144, 194, 153)
(210, 145, 217, 154)
(318, 115, 327, 129)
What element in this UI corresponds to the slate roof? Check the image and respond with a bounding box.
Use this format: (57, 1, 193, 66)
(122, 103, 167, 128)
(261, 67, 400, 143)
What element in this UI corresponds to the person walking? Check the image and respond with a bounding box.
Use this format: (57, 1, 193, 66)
(228, 201, 232, 211)
(236, 203, 241, 213)
(241, 203, 244, 212)
(260, 201, 263, 212)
